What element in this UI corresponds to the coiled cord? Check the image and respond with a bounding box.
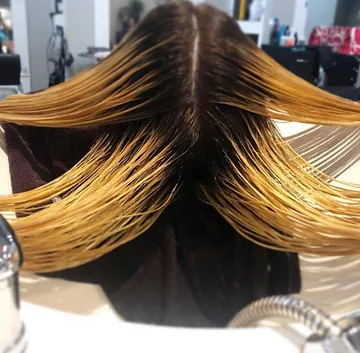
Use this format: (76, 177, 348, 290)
(228, 296, 342, 338)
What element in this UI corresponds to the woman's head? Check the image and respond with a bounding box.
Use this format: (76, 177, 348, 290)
(1, 2, 360, 272)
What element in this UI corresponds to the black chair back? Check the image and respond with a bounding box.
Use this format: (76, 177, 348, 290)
(261, 45, 319, 84)
(0, 54, 21, 86)
(325, 53, 359, 86)
(306, 45, 332, 71)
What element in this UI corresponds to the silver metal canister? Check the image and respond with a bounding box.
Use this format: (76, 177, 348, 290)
(0, 214, 26, 353)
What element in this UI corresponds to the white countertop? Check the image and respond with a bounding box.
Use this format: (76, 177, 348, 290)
(2, 122, 360, 352)
(22, 300, 310, 353)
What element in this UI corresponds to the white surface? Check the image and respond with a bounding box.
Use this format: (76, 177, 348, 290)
(238, 20, 263, 35)
(26, 0, 54, 91)
(260, 0, 273, 45)
(94, 0, 110, 48)
(270, 0, 296, 26)
(1, 122, 360, 352)
(293, 0, 308, 40)
(305, 0, 338, 42)
(64, 0, 95, 55)
(11, 0, 53, 92)
(11, 0, 31, 93)
(22, 301, 309, 353)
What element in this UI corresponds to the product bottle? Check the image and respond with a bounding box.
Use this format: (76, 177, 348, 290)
(270, 18, 280, 46)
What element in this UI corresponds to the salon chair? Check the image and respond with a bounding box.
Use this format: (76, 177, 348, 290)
(304, 45, 331, 87)
(326, 53, 359, 86)
(323, 53, 360, 101)
(261, 45, 320, 85)
(306, 45, 332, 72)
(0, 54, 22, 99)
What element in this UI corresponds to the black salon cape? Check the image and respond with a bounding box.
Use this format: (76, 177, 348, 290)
(3, 123, 301, 327)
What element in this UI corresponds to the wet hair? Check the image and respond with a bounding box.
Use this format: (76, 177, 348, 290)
(0, 2, 360, 273)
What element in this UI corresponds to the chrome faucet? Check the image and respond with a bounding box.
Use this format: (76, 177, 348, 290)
(0, 214, 26, 353)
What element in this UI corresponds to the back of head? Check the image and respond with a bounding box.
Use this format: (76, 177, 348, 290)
(110, 2, 263, 180)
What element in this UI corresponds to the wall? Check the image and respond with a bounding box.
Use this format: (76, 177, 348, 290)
(334, 0, 350, 25)
(270, 0, 296, 26)
(304, 0, 338, 41)
(10, 0, 31, 92)
(109, 0, 126, 45)
(109, 0, 157, 45)
(345, 0, 360, 26)
(26, 0, 54, 91)
(64, 0, 95, 55)
(63, 0, 96, 77)
(94, 0, 110, 47)
(334, 0, 360, 26)
(292, 0, 308, 40)
(207, 0, 234, 16)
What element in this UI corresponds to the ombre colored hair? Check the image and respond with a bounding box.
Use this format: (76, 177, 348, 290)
(1, 2, 360, 273)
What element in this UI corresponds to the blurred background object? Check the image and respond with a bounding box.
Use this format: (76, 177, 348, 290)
(114, 0, 145, 46)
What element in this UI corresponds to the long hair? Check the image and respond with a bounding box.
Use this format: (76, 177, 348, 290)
(1, 2, 360, 273)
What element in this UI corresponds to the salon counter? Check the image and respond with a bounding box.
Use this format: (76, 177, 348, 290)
(2, 123, 360, 352)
